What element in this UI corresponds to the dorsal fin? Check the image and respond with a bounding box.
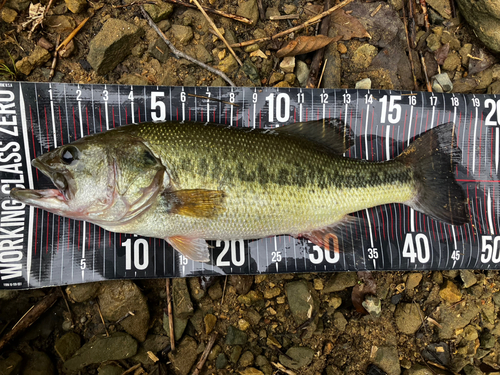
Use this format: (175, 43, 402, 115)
(275, 118, 354, 154)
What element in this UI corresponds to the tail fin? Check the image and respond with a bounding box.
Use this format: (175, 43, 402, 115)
(396, 122, 470, 225)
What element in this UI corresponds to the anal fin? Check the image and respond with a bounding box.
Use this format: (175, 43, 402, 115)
(298, 215, 361, 252)
(167, 236, 210, 262)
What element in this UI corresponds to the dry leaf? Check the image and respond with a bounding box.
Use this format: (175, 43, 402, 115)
(276, 35, 339, 58)
(435, 43, 450, 65)
(331, 9, 370, 41)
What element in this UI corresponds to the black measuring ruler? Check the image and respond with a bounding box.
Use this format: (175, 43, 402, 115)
(0, 81, 499, 289)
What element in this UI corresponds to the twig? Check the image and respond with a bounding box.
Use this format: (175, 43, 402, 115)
(419, 0, 430, 31)
(370, 3, 383, 16)
(58, 286, 74, 327)
(115, 311, 135, 324)
(113, 1, 156, 8)
(140, 5, 236, 87)
(402, 0, 417, 90)
(166, 279, 175, 351)
(256, 0, 265, 22)
(406, 0, 417, 48)
(191, 332, 217, 375)
(318, 58, 327, 88)
(49, 34, 60, 81)
(450, 0, 456, 18)
(306, 0, 330, 88)
(190, 0, 242, 66)
(467, 54, 483, 61)
(0, 290, 60, 352)
(56, 16, 90, 52)
(221, 276, 228, 304)
(164, 0, 253, 24)
(419, 51, 432, 92)
(96, 302, 109, 337)
(230, 0, 355, 48)
(121, 363, 142, 375)
(0, 0, 8, 12)
(269, 14, 300, 20)
(271, 362, 297, 375)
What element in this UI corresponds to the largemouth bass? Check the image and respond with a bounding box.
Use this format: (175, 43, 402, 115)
(11, 119, 469, 262)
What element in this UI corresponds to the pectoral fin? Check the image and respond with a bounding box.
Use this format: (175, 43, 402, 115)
(167, 236, 210, 262)
(164, 189, 226, 218)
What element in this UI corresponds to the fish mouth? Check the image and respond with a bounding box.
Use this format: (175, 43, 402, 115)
(10, 159, 72, 210)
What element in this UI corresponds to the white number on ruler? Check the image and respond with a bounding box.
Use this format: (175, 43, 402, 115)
(297, 93, 304, 104)
(320, 93, 328, 104)
(103, 90, 109, 101)
(216, 240, 245, 267)
(229, 92, 235, 103)
(402, 233, 430, 263)
(76, 89, 82, 101)
(80, 258, 86, 270)
(451, 250, 461, 261)
(451, 96, 459, 107)
(309, 234, 340, 264)
(408, 95, 417, 106)
(122, 238, 149, 270)
(480, 236, 500, 263)
(367, 248, 379, 259)
(151, 92, 166, 121)
(472, 97, 480, 107)
(343, 93, 351, 104)
(179, 255, 189, 265)
(266, 93, 290, 123)
(128, 91, 134, 101)
(48, 88, 53, 100)
(180, 91, 186, 102)
(271, 251, 282, 262)
(380, 95, 402, 124)
(252, 92, 258, 103)
(485, 99, 500, 126)
(365, 94, 373, 104)
(430, 96, 437, 106)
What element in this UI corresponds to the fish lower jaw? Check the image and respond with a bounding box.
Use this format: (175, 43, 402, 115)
(10, 188, 69, 211)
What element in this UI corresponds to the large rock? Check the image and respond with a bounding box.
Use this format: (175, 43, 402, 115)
(394, 303, 422, 335)
(63, 333, 138, 371)
(285, 280, 319, 325)
(87, 18, 144, 75)
(98, 280, 150, 342)
(168, 336, 198, 375)
(22, 351, 54, 375)
(456, 0, 500, 53)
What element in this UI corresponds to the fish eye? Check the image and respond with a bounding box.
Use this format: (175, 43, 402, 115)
(61, 146, 79, 165)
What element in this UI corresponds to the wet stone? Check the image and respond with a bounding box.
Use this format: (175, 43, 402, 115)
(439, 280, 462, 303)
(405, 273, 422, 291)
(63, 333, 138, 371)
(188, 278, 206, 301)
(144, 0, 174, 22)
(269, 72, 285, 85)
(355, 78, 372, 89)
(216, 353, 228, 369)
(240, 368, 264, 375)
(371, 346, 401, 375)
(296, 60, 310, 87)
(351, 44, 378, 70)
(239, 350, 255, 367)
(286, 280, 318, 325)
(64, 0, 87, 13)
(170, 24, 193, 45)
(279, 347, 314, 369)
(163, 312, 188, 341)
(432, 73, 453, 93)
(98, 280, 150, 342)
(23, 351, 54, 375)
(280, 56, 295, 73)
(323, 272, 357, 293)
(334, 311, 348, 332)
(219, 55, 238, 75)
(54, 331, 81, 361)
(395, 303, 422, 335)
(46, 15, 76, 33)
(0, 352, 22, 375)
(132, 334, 170, 365)
(238, 290, 263, 306)
(236, 0, 259, 26)
(480, 330, 496, 348)
(230, 345, 243, 363)
(98, 364, 123, 375)
(460, 270, 477, 288)
(5, 0, 30, 11)
(173, 278, 194, 319)
(439, 298, 480, 339)
(87, 18, 144, 75)
(208, 281, 223, 300)
(168, 336, 198, 375)
(1, 7, 17, 23)
(442, 52, 461, 71)
(264, 287, 281, 299)
(204, 313, 217, 334)
(226, 325, 248, 345)
(421, 342, 450, 367)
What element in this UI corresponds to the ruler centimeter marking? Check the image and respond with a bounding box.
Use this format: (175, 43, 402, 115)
(1, 83, 500, 289)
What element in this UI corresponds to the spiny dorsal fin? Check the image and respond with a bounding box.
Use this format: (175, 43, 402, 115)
(275, 118, 354, 154)
(164, 189, 226, 218)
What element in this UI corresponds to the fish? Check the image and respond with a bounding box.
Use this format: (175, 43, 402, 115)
(10, 119, 469, 262)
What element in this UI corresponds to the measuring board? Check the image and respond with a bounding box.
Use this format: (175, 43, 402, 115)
(0, 81, 499, 289)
